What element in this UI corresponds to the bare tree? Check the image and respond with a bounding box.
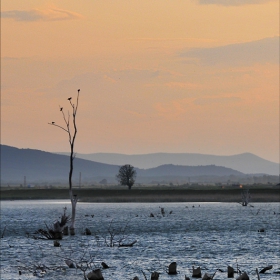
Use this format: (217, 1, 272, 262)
(116, 164, 137, 190)
(241, 189, 251, 206)
(48, 89, 80, 235)
(101, 219, 136, 247)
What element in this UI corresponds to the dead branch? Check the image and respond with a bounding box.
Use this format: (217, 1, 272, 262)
(259, 265, 273, 273)
(118, 240, 137, 247)
(1, 226, 7, 238)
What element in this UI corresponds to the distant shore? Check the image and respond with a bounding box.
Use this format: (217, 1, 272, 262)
(0, 187, 279, 202)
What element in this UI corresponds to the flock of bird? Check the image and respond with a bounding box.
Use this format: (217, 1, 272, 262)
(51, 89, 80, 125)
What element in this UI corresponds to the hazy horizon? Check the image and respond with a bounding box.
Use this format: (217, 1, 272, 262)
(1, 1, 279, 163)
(1, 142, 279, 164)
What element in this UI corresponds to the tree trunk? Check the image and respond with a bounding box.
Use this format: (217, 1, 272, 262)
(70, 192, 77, 235)
(69, 141, 78, 235)
(236, 272, 249, 280)
(151, 272, 159, 280)
(63, 226, 69, 235)
(168, 262, 177, 274)
(228, 266, 234, 278)
(192, 266, 201, 278)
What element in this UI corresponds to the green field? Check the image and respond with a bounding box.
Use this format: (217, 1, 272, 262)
(1, 186, 279, 202)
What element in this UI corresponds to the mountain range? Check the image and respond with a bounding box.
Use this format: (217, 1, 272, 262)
(58, 152, 279, 175)
(1, 145, 279, 185)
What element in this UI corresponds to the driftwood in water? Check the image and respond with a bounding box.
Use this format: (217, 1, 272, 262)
(53, 221, 61, 232)
(206, 270, 218, 280)
(202, 273, 212, 280)
(65, 260, 75, 268)
(236, 272, 249, 280)
(63, 226, 69, 236)
(34, 208, 70, 240)
(70, 227, 75, 235)
(160, 207, 165, 216)
(192, 266, 202, 278)
(151, 271, 159, 280)
(53, 240, 60, 247)
(87, 269, 104, 280)
(101, 262, 109, 269)
(84, 228, 92, 235)
(34, 228, 62, 240)
(260, 265, 272, 273)
(119, 240, 137, 247)
(168, 262, 177, 274)
(228, 266, 234, 278)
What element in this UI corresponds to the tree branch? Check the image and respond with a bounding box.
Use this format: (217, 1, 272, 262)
(47, 123, 68, 133)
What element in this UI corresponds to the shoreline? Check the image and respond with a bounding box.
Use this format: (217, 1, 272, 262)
(1, 188, 279, 203)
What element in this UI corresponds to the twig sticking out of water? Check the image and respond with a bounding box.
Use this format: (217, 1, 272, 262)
(210, 269, 217, 279)
(256, 268, 260, 280)
(1, 226, 7, 238)
(141, 270, 148, 280)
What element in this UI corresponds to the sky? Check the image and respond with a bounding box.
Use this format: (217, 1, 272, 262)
(1, 0, 279, 163)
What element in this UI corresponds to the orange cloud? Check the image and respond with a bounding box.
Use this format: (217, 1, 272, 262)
(180, 37, 279, 66)
(155, 100, 189, 120)
(1, 8, 83, 22)
(193, 96, 242, 106)
(196, 0, 276, 5)
(165, 82, 203, 90)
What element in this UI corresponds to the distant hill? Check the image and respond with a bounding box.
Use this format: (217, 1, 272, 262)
(1, 145, 251, 184)
(137, 164, 243, 177)
(0, 145, 119, 184)
(59, 152, 279, 175)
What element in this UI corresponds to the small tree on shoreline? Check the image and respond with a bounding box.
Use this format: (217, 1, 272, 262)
(48, 89, 80, 235)
(116, 164, 137, 190)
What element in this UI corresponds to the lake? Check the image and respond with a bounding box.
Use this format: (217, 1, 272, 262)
(0, 200, 279, 279)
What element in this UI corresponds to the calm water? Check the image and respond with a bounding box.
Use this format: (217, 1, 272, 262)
(0, 201, 279, 279)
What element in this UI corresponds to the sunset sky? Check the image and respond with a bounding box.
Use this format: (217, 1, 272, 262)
(1, 0, 279, 163)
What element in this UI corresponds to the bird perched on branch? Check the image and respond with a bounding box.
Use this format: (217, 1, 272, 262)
(68, 97, 72, 101)
(60, 107, 63, 111)
(52, 122, 55, 124)
(78, 89, 80, 92)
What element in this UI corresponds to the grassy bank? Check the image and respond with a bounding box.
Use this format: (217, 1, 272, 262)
(0, 187, 279, 202)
